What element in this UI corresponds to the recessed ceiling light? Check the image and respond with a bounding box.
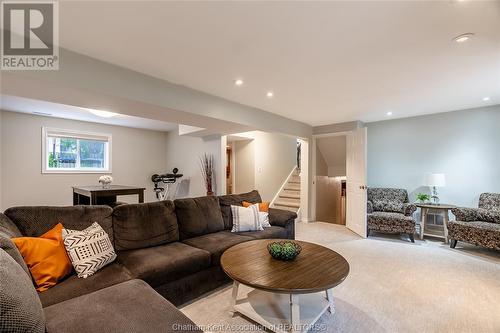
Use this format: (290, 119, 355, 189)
(386, 111, 393, 116)
(234, 79, 244, 86)
(86, 109, 118, 118)
(453, 33, 474, 43)
(482, 97, 490, 101)
(266, 91, 274, 98)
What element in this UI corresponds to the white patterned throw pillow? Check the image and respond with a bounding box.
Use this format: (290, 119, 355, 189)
(62, 222, 117, 278)
(250, 203, 271, 228)
(231, 204, 263, 232)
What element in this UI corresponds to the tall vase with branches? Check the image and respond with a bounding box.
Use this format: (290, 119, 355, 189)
(200, 153, 216, 196)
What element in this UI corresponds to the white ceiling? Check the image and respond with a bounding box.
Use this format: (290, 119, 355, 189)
(317, 136, 346, 168)
(0, 95, 178, 132)
(56, 1, 500, 126)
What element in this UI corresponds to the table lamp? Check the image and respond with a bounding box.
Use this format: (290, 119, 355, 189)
(424, 173, 446, 204)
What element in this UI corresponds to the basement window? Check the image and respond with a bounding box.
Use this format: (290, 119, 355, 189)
(42, 127, 112, 173)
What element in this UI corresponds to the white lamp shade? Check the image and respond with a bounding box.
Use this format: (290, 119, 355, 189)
(424, 173, 446, 187)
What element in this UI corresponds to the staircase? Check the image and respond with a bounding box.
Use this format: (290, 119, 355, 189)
(272, 168, 301, 213)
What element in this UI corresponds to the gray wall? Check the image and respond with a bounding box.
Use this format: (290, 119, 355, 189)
(234, 140, 255, 194)
(164, 131, 222, 198)
(367, 105, 500, 207)
(0, 111, 168, 210)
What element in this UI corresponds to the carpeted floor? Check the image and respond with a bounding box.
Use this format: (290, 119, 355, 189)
(180, 222, 500, 333)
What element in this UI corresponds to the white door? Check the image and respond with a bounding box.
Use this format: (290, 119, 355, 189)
(346, 127, 367, 237)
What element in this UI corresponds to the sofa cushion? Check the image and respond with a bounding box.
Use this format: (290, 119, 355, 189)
(174, 196, 225, 240)
(38, 262, 132, 307)
(4, 205, 114, 243)
(0, 249, 45, 333)
(0, 233, 30, 276)
(44, 279, 202, 333)
(117, 242, 211, 287)
(182, 231, 253, 265)
(112, 201, 179, 250)
(0, 213, 22, 238)
(218, 190, 262, 229)
(233, 226, 287, 239)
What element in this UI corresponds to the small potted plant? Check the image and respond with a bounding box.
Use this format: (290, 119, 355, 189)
(416, 193, 431, 204)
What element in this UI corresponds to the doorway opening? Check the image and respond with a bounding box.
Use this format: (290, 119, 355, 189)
(312, 128, 367, 238)
(315, 135, 347, 225)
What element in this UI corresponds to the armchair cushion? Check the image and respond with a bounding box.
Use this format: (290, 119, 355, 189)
(367, 212, 415, 234)
(479, 193, 500, 211)
(367, 188, 409, 214)
(451, 207, 500, 224)
(372, 200, 404, 214)
(447, 220, 500, 250)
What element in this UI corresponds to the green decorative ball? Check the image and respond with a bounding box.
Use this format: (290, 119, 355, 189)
(267, 241, 302, 261)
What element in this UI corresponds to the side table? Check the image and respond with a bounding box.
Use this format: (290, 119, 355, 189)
(416, 203, 456, 243)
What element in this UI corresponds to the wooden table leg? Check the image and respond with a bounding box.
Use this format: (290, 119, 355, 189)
(325, 289, 335, 314)
(91, 194, 98, 205)
(443, 210, 449, 244)
(290, 294, 300, 333)
(230, 281, 239, 312)
(138, 190, 144, 203)
(420, 208, 427, 240)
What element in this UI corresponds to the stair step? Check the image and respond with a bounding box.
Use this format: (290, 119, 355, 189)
(273, 205, 299, 213)
(280, 193, 300, 199)
(288, 180, 300, 185)
(284, 183, 300, 191)
(274, 199, 300, 208)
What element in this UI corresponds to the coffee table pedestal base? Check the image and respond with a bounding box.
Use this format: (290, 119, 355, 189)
(232, 283, 333, 333)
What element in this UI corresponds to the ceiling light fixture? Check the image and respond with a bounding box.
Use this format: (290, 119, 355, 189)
(386, 111, 393, 116)
(266, 91, 274, 98)
(234, 79, 244, 86)
(453, 33, 474, 43)
(482, 97, 490, 101)
(86, 109, 118, 118)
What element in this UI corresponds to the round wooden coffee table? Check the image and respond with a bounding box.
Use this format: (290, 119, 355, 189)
(221, 239, 350, 333)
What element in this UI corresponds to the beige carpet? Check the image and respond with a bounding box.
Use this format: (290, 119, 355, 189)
(180, 222, 500, 333)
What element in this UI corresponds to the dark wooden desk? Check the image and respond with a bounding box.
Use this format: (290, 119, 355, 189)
(72, 185, 145, 206)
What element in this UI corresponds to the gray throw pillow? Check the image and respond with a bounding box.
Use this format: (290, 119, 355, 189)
(0, 249, 45, 333)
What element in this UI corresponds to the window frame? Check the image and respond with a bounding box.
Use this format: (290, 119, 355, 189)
(41, 127, 112, 174)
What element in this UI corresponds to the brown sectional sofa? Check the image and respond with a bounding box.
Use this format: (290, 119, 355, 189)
(0, 190, 296, 332)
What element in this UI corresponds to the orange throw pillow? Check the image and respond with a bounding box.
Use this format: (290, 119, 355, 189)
(242, 201, 270, 212)
(12, 223, 73, 292)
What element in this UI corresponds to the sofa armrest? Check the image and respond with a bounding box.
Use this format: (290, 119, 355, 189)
(451, 207, 500, 224)
(367, 201, 373, 214)
(269, 208, 297, 227)
(268, 208, 296, 239)
(0, 213, 22, 238)
(403, 203, 417, 216)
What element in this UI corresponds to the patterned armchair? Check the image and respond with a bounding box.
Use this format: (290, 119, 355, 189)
(448, 193, 500, 250)
(367, 188, 417, 242)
